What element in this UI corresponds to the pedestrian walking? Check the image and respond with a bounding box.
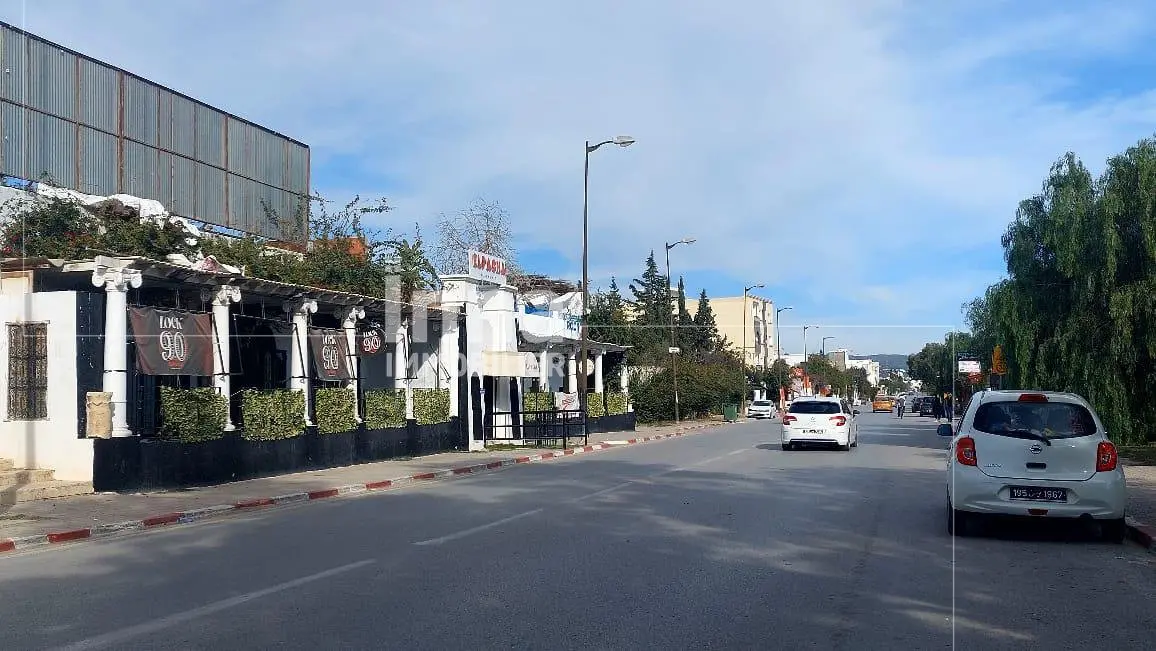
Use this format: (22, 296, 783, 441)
(944, 394, 953, 420)
(932, 396, 944, 421)
(896, 395, 905, 418)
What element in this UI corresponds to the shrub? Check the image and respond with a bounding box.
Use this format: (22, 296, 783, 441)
(630, 362, 744, 423)
(365, 389, 407, 429)
(523, 392, 555, 411)
(158, 387, 228, 443)
(586, 392, 606, 417)
(241, 389, 306, 441)
(314, 387, 357, 434)
(606, 391, 629, 416)
(413, 388, 450, 424)
(521, 391, 555, 421)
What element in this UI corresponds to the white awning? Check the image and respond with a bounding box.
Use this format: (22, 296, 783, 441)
(484, 351, 540, 377)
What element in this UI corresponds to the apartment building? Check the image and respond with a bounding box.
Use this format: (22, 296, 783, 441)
(693, 294, 777, 370)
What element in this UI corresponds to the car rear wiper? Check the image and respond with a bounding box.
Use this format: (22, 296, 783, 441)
(997, 428, 1052, 445)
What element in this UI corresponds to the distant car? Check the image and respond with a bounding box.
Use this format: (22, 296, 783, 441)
(747, 400, 776, 419)
(942, 390, 1127, 542)
(781, 396, 859, 451)
(872, 396, 894, 413)
(920, 398, 936, 417)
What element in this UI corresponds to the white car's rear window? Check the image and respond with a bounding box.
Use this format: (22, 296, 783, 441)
(788, 401, 840, 415)
(972, 401, 1098, 439)
(752, 401, 772, 407)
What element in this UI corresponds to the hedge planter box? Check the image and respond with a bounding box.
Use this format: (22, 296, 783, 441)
(239, 434, 308, 479)
(357, 425, 410, 462)
(410, 421, 454, 456)
(588, 412, 636, 434)
(141, 435, 242, 489)
(92, 437, 144, 492)
(306, 429, 357, 468)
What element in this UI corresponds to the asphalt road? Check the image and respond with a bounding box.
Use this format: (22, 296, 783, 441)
(2, 413, 1155, 650)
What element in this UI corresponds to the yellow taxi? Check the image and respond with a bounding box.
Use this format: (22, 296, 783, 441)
(872, 395, 894, 413)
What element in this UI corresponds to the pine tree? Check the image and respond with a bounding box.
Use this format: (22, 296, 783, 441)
(629, 251, 670, 352)
(691, 289, 719, 354)
(676, 276, 692, 348)
(590, 277, 629, 345)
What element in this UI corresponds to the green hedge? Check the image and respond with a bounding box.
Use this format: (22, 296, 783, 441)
(413, 388, 450, 424)
(241, 389, 306, 441)
(365, 389, 407, 429)
(315, 387, 357, 434)
(606, 391, 629, 416)
(630, 362, 744, 423)
(158, 387, 228, 443)
(586, 392, 606, 417)
(522, 391, 554, 421)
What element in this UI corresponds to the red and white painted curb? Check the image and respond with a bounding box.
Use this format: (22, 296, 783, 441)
(0, 423, 720, 555)
(1127, 517, 1156, 553)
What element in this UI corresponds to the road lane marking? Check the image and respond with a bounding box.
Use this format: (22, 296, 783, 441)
(571, 481, 637, 502)
(569, 448, 750, 504)
(52, 559, 375, 651)
(415, 448, 750, 544)
(412, 508, 544, 546)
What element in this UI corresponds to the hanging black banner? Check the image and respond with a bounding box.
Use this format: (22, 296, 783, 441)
(309, 327, 353, 380)
(357, 325, 387, 357)
(128, 307, 215, 376)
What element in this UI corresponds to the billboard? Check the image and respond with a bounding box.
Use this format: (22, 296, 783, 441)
(0, 22, 310, 243)
(957, 360, 981, 374)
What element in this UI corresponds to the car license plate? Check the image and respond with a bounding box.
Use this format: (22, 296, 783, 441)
(1009, 486, 1067, 502)
(804, 429, 823, 434)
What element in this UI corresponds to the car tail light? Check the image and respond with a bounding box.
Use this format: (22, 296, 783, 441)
(1018, 393, 1048, 403)
(955, 436, 977, 466)
(1096, 441, 1118, 472)
(830, 415, 846, 427)
(782, 415, 797, 425)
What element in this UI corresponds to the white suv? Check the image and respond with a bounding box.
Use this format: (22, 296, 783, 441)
(781, 396, 859, 451)
(941, 390, 1127, 542)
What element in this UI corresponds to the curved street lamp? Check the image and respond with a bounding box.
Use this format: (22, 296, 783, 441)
(741, 283, 764, 415)
(665, 238, 695, 423)
(579, 135, 634, 435)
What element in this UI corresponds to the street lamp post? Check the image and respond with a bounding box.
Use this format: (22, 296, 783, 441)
(741, 283, 764, 416)
(821, 336, 835, 355)
(775, 305, 792, 409)
(665, 238, 695, 423)
(580, 135, 634, 434)
(802, 325, 813, 395)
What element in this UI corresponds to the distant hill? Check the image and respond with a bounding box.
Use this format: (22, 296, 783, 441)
(861, 354, 910, 370)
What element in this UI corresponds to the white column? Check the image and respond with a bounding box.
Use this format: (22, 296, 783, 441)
(210, 285, 241, 430)
(439, 315, 460, 417)
(342, 306, 366, 423)
(284, 299, 317, 426)
(566, 351, 578, 393)
(539, 349, 549, 391)
(594, 351, 605, 394)
(396, 322, 414, 420)
(91, 265, 142, 437)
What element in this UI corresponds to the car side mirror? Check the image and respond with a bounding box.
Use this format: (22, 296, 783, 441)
(852, 410, 860, 416)
(936, 423, 954, 437)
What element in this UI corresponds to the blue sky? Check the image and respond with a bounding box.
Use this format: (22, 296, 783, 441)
(7, 0, 1156, 355)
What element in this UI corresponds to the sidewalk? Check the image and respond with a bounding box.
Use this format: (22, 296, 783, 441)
(1124, 462, 1156, 551)
(0, 419, 727, 553)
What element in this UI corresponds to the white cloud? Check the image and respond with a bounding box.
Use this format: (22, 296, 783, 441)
(6, 0, 1156, 353)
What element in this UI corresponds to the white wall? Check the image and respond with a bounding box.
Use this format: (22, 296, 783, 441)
(0, 290, 94, 481)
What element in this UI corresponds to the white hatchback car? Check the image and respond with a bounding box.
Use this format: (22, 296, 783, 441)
(781, 396, 859, 451)
(941, 390, 1127, 542)
(747, 399, 777, 419)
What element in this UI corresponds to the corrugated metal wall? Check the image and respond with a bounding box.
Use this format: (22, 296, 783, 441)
(0, 23, 310, 243)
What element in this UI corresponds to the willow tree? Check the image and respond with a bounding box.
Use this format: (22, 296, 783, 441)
(966, 139, 1156, 444)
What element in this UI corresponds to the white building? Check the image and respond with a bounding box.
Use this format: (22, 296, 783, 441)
(846, 356, 881, 387)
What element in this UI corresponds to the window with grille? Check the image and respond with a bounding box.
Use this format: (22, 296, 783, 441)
(7, 322, 48, 420)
